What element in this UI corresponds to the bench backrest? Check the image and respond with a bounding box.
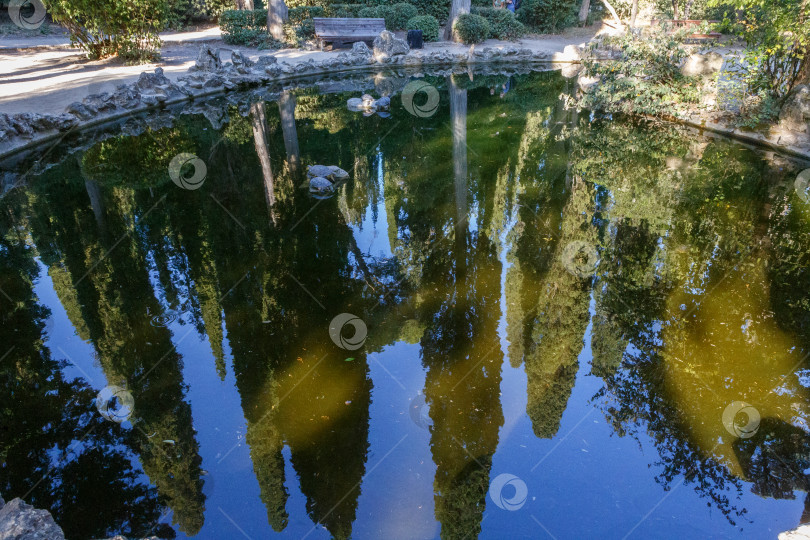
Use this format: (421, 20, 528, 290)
(313, 17, 385, 37)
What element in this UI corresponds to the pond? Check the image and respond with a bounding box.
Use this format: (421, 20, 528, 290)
(2, 66, 810, 540)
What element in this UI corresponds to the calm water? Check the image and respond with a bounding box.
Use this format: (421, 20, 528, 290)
(2, 68, 810, 540)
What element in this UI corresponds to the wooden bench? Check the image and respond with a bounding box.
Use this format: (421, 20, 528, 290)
(313, 18, 385, 50)
(651, 19, 721, 41)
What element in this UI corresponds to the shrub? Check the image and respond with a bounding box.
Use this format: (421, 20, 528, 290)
(287, 5, 325, 24)
(577, 31, 701, 118)
(406, 15, 439, 42)
(516, 0, 578, 33)
(46, 0, 168, 60)
(360, 4, 416, 29)
(453, 13, 490, 44)
(220, 9, 269, 46)
(471, 7, 525, 40)
(406, 0, 450, 24)
(328, 3, 365, 17)
(357, 6, 380, 17)
(166, 0, 233, 28)
(388, 3, 418, 29)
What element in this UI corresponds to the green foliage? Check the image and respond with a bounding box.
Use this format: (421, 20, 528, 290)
(328, 3, 365, 17)
(516, 0, 578, 33)
(471, 7, 525, 40)
(287, 5, 326, 23)
(453, 13, 490, 44)
(406, 0, 451, 23)
(578, 30, 701, 117)
(165, 0, 234, 28)
(406, 14, 440, 41)
(220, 9, 268, 46)
(46, 0, 167, 60)
(358, 3, 416, 29)
(710, 0, 810, 103)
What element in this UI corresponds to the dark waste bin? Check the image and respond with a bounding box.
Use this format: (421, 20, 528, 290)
(407, 29, 423, 49)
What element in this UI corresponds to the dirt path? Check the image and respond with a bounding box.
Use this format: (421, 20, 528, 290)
(0, 24, 610, 116)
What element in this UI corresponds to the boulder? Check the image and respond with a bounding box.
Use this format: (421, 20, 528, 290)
(347, 97, 365, 111)
(66, 102, 96, 120)
(308, 164, 336, 178)
(373, 31, 409, 61)
(779, 85, 810, 134)
(0, 497, 65, 540)
(231, 50, 254, 70)
(192, 45, 222, 72)
(563, 44, 582, 62)
(577, 74, 600, 92)
(779, 524, 810, 540)
(351, 41, 372, 57)
(309, 176, 335, 195)
(328, 166, 350, 180)
(376, 96, 391, 110)
(681, 51, 724, 77)
(135, 67, 171, 92)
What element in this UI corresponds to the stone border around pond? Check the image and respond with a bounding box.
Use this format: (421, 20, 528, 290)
(0, 34, 571, 161)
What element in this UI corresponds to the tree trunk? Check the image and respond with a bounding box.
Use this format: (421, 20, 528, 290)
(630, 0, 639, 27)
(267, 0, 288, 41)
(278, 91, 300, 177)
(599, 0, 624, 28)
(250, 101, 277, 225)
(444, 0, 471, 42)
(683, 0, 695, 19)
(236, 0, 254, 10)
(578, 0, 591, 26)
(671, 0, 680, 19)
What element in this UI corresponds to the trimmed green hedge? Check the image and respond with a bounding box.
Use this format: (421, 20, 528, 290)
(357, 3, 416, 29)
(406, 14, 439, 41)
(471, 7, 525, 40)
(287, 5, 325, 23)
(407, 0, 450, 24)
(220, 9, 268, 46)
(329, 3, 365, 17)
(454, 12, 489, 44)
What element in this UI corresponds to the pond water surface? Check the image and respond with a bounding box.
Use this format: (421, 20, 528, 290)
(2, 68, 810, 540)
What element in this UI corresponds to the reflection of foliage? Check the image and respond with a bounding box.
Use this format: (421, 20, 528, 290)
(0, 189, 169, 539)
(81, 125, 194, 188)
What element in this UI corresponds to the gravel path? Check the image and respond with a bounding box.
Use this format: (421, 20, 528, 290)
(0, 24, 608, 116)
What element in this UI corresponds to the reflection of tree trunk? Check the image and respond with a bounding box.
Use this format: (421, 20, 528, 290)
(84, 178, 106, 230)
(630, 0, 639, 27)
(267, 0, 288, 41)
(449, 75, 468, 277)
(444, 0, 471, 41)
(278, 91, 300, 177)
(250, 101, 277, 225)
(578, 0, 590, 25)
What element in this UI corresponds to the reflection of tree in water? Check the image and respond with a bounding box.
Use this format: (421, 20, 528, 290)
(23, 158, 206, 535)
(0, 186, 168, 539)
(414, 77, 504, 540)
(580, 119, 810, 526)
